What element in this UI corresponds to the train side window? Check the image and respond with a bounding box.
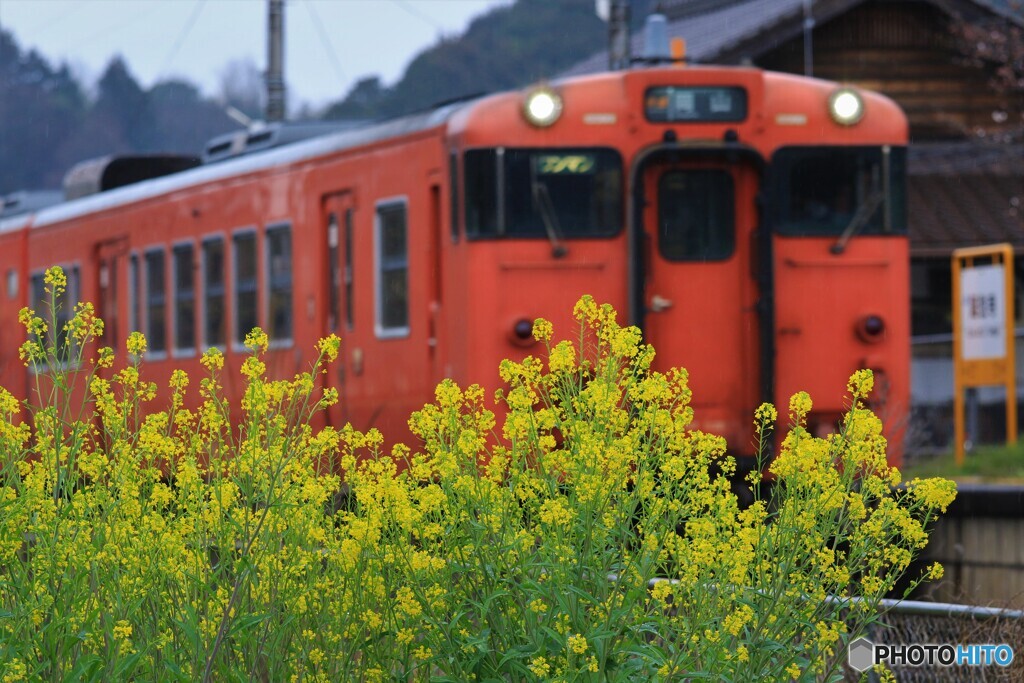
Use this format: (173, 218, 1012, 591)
(266, 223, 293, 344)
(327, 212, 340, 332)
(657, 169, 735, 261)
(29, 273, 46, 354)
(202, 237, 226, 348)
(375, 200, 408, 337)
(173, 243, 196, 354)
(233, 231, 258, 346)
(5, 269, 16, 299)
(128, 253, 140, 335)
(344, 208, 354, 331)
(144, 249, 167, 354)
(28, 265, 80, 367)
(30, 272, 43, 313)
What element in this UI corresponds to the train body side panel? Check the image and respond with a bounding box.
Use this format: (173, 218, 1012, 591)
(0, 224, 29, 403)
(773, 236, 911, 462)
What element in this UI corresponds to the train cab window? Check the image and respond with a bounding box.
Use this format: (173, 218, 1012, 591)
(657, 170, 735, 261)
(144, 250, 167, 354)
(464, 147, 622, 238)
(202, 237, 226, 347)
(233, 231, 258, 346)
(173, 244, 196, 354)
(771, 146, 907, 236)
(266, 224, 293, 343)
(375, 200, 408, 337)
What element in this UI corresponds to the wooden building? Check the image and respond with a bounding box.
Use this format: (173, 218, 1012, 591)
(567, 0, 1024, 450)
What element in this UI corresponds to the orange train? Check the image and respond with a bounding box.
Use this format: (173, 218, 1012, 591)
(0, 63, 910, 465)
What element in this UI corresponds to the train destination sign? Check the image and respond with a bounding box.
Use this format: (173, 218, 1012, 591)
(644, 86, 747, 122)
(535, 154, 596, 175)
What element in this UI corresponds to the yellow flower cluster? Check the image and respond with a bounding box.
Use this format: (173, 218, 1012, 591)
(0, 286, 955, 682)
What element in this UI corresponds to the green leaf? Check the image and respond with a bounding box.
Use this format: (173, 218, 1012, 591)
(62, 655, 103, 683)
(497, 644, 533, 667)
(112, 651, 144, 679)
(226, 613, 268, 639)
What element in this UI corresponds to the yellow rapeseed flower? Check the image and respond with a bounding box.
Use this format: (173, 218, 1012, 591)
(532, 317, 553, 342)
(126, 331, 147, 356)
(44, 265, 66, 294)
(529, 657, 551, 677)
(244, 328, 269, 352)
(317, 334, 341, 362)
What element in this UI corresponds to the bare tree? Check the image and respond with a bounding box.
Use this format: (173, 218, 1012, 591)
(217, 58, 264, 121)
(951, 15, 1024, 92)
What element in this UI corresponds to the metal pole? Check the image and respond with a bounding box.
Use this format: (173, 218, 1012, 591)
(266, 0, 286, 122)
(802, 0, 814, 77)
(608, 0, 631, 70)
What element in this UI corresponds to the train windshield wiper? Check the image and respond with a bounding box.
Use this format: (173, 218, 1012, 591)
(532, 180, 568, 258)
(830, 189, 883, 254)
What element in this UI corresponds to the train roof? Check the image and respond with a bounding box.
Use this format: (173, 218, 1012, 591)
(0, 101, 469, 234)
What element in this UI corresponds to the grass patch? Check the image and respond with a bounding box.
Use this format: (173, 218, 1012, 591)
(904, 440, 1024, 482)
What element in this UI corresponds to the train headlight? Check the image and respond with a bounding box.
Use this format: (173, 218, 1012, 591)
(523, 86, 563, 127)
(828, 87, 864, 126)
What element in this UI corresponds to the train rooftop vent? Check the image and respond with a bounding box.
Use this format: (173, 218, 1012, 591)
(0, 190, 63, 219)
(62, 155, 201, 200)
(202, 120, 370, 164)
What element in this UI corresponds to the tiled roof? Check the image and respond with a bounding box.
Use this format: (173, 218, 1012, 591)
(908, 141, 1024, 176)
(562, 0, 806, 77)
(908, 142, 1024, 255)
(563, 0, 1023, 78)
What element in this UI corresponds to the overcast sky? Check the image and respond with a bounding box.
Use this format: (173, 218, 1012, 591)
(0, 0, 510, 109)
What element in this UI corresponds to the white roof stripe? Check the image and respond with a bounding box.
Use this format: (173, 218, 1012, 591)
(0, 103, 465, 234)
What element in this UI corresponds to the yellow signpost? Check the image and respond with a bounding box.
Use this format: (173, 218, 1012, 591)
(951, 243, 1017, 466)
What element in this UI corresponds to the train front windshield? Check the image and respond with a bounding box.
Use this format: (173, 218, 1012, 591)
(464, 148, 623, 238)
(770, 146, 907, 237)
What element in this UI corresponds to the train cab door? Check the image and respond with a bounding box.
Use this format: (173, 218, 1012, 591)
(636, 151, 763, 451)
(322, 191, 357, 428)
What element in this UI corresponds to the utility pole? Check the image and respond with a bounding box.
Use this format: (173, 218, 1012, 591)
(266, 0, 286, 122)
(608, 0, 631, 70)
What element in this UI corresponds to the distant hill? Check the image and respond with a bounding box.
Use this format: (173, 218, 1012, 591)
(0, 0, 650, 195)
(0, 30, 238, 195)
(323, 0, 654, 121)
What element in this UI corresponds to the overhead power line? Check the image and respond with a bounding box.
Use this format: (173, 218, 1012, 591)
(157, 0, 207, 83)
(22, 2, 88, 39)
(302, 0, 348, 93)
(391, 0, 445, 32)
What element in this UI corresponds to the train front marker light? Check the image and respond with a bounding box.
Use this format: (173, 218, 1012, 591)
(523, 87, 563, 128)
(856, 314, 886, 343)
(513, 318, 534, 340)
(828, 87, 864, 126)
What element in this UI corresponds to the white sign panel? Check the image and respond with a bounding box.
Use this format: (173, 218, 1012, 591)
(960, 264, 1006, 360)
